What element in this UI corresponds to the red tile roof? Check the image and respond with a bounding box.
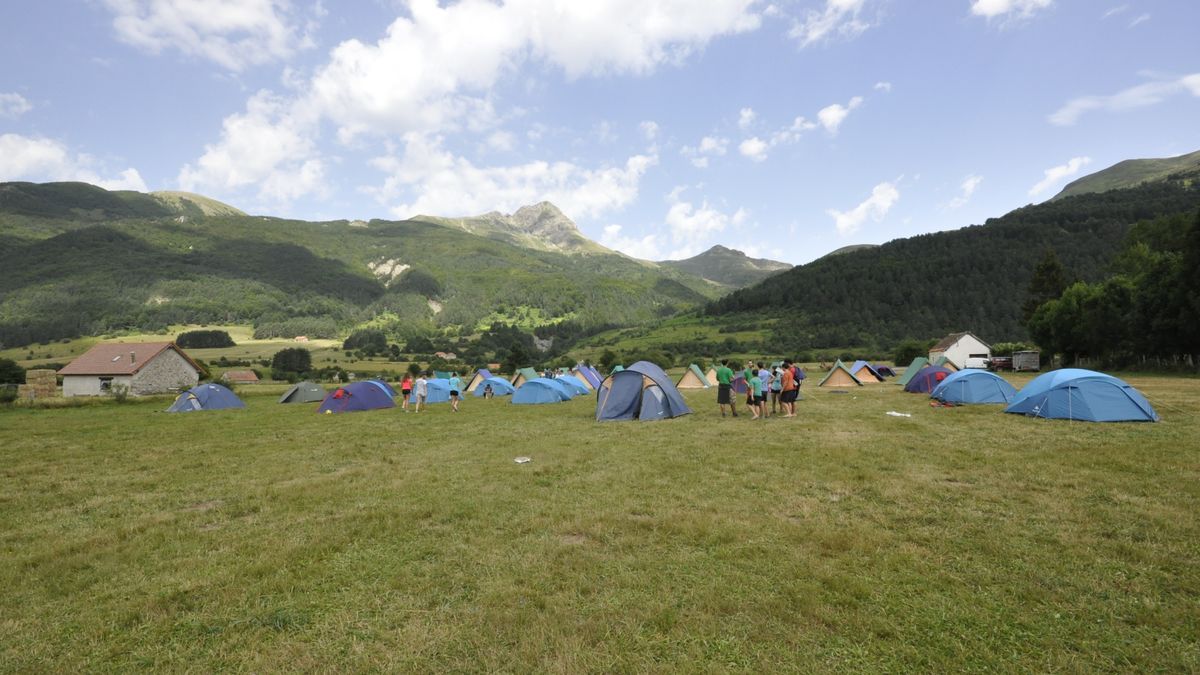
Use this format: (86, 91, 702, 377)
(58, 342, 201, 376)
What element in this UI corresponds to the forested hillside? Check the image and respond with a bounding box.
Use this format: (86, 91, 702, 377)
(0, 183, 719, 348)
(707, 174, 1200, 349)
(661, 245, 791, 288)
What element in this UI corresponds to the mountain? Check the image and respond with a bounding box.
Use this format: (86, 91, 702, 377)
(818, 244, 878, 260)
(411, 202, 614, 255)
(1053, 149, 1200, 201)
(661, 245, 792, 287)
(706, 175, 1200, 349)
(0, 183, 722, 348)
(0, 181, 243, 220)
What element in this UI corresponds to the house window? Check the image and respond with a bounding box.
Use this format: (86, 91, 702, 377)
(99, 377, 113, 391)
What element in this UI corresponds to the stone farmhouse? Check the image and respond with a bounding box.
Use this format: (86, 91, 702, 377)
(58, 342, 201, 397)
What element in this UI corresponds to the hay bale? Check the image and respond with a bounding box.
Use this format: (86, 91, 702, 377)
(22, 369, 59, 398)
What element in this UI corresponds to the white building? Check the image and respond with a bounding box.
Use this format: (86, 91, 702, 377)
(58, 342, 201, 397)
(929, 332, 992, 369)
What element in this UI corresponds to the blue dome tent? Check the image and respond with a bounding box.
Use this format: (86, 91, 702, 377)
(167, 383, 245, 412)
(903, 365, 953, 394)
(408, 378, 452, 405)
(1005, 369, 1159, 422)
(513, 377, 572, 404)
(595, 361, 692, 422)
(317, 381, 396, 413)
(931, 369, 1017, 404)
(365, 379, 397, 398)
(473, 377, 515, 397)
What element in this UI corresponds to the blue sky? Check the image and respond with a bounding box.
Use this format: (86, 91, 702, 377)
(2, 1, 1198, 264)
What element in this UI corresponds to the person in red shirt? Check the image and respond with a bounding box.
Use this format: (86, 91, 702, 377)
(780, 359, 798, 418)
(400, 373, 414, 412)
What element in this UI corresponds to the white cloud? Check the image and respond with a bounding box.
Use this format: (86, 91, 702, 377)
(789, 0, 871, 47)
(178, 90, 325, 203)
(1049, 73, 1200, 126)
(817, 96, 863, 134)
(181, 0, 762, 205)
(0, 133, 147, 191)
(600, 223, 663, 259)
(1101, 5, 1128, 19)
(639, 120, 660, 141)
(739, 137, 769, 162)
(0, 92, 32, 118)
(1029, 157, 1090, 197)
(738, 107, 756, 130)
(970, 0, 1053, 19)
(369, 134, 657, 220)
(662, 189, 747, 258)
(947, 174, 983, 209)
(1129, 13, 1149, 27)
(682, 135, 729, 167)
(101, 0, 316, 71)
(874, 81, 892, 92)
(827, 181, 899, 236)
(486, 130, 517, 152)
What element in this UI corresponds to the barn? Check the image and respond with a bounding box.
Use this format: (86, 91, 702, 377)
(59, 342, 202, 397)
(928, 332, 991, 370)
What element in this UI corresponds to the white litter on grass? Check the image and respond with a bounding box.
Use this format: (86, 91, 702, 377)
(514, 456, 532, 464)
(886, 411, 912, 418)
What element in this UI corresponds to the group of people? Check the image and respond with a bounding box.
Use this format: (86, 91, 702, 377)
(398, 371, 464, 413)
(713, 359, 803, 419)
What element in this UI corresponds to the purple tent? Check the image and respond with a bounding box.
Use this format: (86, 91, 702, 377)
(903, 366, 953, 394)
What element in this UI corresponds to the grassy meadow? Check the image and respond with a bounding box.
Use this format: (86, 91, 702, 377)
(1, 374, 1198, 671)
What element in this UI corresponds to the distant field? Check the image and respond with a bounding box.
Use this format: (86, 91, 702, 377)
(1, 375, 1197, 671)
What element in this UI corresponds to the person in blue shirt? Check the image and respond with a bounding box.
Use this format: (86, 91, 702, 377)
(448, 372, 463, 412)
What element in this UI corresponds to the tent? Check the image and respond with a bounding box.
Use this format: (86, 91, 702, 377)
(676, 363, 711, 389)
(472, 376, 515, 397)
(408, 378, 452, 404)
(167, 383, 245, 412)
(903, 365, 953, 393)
(279, 381, 325, 404)
(874, 365, 897, 378)
(1004, 369, 1159, 422)
(511, 367, 539, 388)
(556, 374, 591, 396)
(512, 377, 573, 404)
(849, 360, 885, 383)
(611, 365, 625, 373)
(434, 370, 452, 380)
(731, 372, 748, 394)
(318, 381, 396, 413)
(466, 369, 492, 392)
(573, 364, 601, 389)
(818, 360, 862, 388)
(704, 367, 719, 386)
(596, 361, 692, 422)
(896, 357, 930, 386)
(366, 379, 397, 397)
(931, 370, 1017, 404)
(586, 365, 604, 386)
(933, 355, 959, 372)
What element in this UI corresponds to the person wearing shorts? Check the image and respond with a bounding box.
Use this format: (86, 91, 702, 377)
(414, 372, 428, 413)
(780, 360, 798, 417)
(770, 365, 783, 414)
(400, 373, 413, 412)
(715, 360, 736, 417)
(749, 371, 764, 419)
(448, 372, 462, 412)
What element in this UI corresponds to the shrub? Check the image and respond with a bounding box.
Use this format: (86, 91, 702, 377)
(176, 330, 236, 348)
(271, 347, 312, 376)
(0, 358, 25, 385)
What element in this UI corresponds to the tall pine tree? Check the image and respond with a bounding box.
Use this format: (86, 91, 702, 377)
(1022, 249, 1070, 325)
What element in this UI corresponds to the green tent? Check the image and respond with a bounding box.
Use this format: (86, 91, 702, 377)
(896, 357, 929, 386)
(512, 367, 539, 387)
(676, 363, 710, 389)
(279, 381, 326, 403)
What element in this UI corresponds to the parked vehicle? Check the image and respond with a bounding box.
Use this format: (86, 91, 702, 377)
(988, 356, 1012, 372)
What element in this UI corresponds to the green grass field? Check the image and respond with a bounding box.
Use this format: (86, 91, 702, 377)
(2, 375, 1198, 671)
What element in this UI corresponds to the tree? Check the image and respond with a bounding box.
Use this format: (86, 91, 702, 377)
(271, 347, 312, 375)
(598, 349, 617, 372)
(1022, 249, 1070, 325)
(892, 339, 933, 366)
(176, 330, 236, 348)
(503, 341, 529, 374)
(0, 358, 25, 384)
(344, 329, 387, 355)
(405, 335, 435, 354)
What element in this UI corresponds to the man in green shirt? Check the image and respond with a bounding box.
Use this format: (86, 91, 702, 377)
(715, 360, 737, 417)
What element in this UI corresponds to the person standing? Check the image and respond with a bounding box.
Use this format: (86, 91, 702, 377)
(414, 371, 429, 413)
(715, 359, 737, 417)
(770, 364, 783, 415)
(749, 369, 764, 420)
(780, 359, 797, 418)
(448, 371, 463, 412)
(757, 362, 771, 418)
(400, 373, 413, 412)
